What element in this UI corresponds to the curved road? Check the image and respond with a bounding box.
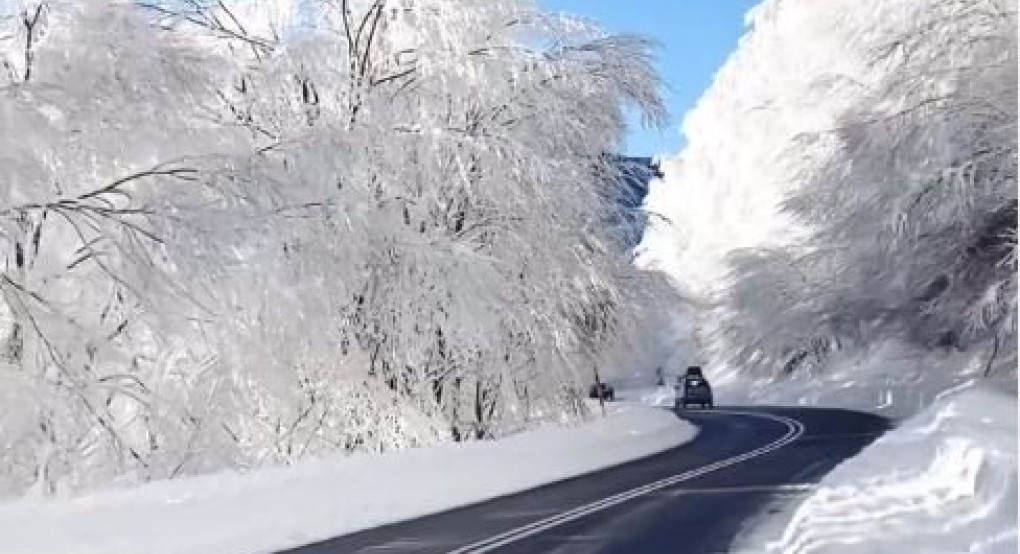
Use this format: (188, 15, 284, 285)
(282, 406, 890, 554)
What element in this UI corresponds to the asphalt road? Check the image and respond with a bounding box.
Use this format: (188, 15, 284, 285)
(281, 406, 890, 554)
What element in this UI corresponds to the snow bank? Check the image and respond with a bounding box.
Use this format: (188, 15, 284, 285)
(733, 385, 1018, 554)
(616, 385, 677, 407)
(0, 404, 694, 554)
(713, 341, 1008, 419)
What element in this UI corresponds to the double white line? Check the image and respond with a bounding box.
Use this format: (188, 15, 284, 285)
(446, 410, 806, 554)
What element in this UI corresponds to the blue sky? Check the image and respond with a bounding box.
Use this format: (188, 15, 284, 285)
(538, 0, 759, 157)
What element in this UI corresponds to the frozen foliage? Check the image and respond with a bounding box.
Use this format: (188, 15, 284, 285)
(638, 0, 1017, 378)
(0, 404, 695, 554)
(0, 0, 666, 498)
(734, 385, 1017, 554)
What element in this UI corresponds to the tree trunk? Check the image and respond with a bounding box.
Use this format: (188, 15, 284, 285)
(983, 335, 1001, 378)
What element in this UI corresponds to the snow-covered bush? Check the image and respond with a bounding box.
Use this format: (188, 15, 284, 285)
(0, 0, 665, 497)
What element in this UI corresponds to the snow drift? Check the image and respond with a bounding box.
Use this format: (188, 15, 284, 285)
(734, 385, 1017, 554)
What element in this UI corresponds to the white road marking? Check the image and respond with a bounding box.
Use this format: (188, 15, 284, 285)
(445, 410, 806, 554)
(483, 508, 561, 521)
(363, 538, 442, 552)
(661, 483, 817, 496)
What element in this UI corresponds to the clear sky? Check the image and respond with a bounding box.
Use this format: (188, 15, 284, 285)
(537, 0, 760, 158)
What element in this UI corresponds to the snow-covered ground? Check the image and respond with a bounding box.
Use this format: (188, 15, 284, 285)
(0, 403, 694, 554)
(616, 385, 678, 408)
(732, 384, 1017, 554)
(711, 340, 1013, 419)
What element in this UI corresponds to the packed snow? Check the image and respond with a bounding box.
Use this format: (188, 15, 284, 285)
(732, 385, 1017, 554)
(0, 403, 694, 554)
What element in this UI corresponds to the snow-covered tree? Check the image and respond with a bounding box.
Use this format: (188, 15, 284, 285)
(0, 0, 665, 496)
(165, 0, 667, 437)
(0, 0, 262, 495)
(785, 0, 1017, 351)
(640, 0, 1016, 377)
(720, 0, 1016, 375)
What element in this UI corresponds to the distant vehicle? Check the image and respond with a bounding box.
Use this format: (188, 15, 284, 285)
(589, 382, 615, 401)
(676, 366, 713, 409)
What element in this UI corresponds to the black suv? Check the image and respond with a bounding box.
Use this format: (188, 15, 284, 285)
(675, 366, 713, 409)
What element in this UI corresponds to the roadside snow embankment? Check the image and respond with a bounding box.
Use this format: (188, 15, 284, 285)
(735, 385, 1017, 554)
(617, 385, 677, 407)
(0, 404, 694, 554)
(715, 341, 1008, 419)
